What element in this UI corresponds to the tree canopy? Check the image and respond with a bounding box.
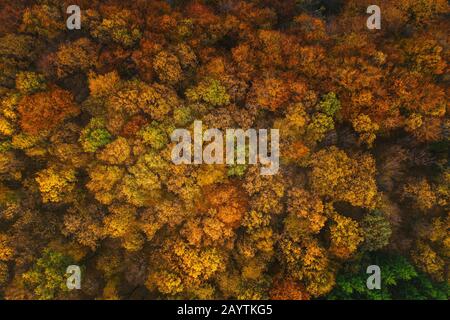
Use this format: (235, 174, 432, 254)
(0, 0, 448, 300)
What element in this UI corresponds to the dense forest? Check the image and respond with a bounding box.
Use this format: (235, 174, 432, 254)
(0, 0, 448, 300)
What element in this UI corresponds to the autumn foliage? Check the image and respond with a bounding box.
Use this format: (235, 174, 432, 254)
(0, 0, 448, 300)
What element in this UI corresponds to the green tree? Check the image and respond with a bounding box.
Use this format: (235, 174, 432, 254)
(329, 254, 449, 300)
(22, 249, 75, 300)
(79, 118, 112, 152)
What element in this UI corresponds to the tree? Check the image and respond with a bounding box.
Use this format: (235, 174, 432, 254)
(309, 147, 378, 209)
(305, 113, 335, 145)
(0, 262, 8, 286)
(243, 166, 285, 214)
(270, 278, 310, 300)
(79, 118, 112, 153)
(317, 92, 341, 117)
(352, 114, 379, 147)
(139, 83, 181, 120)
(0, 34, 40, 87)
(35, 167, 76, 203)
(20, 4, 65, 40)
(301, 241, 335, 297)
(201, 184, 248, 228)
(396, 0, 449, 26)
(86, 164, 124, 205)
(18, 87, 79, 136)
(329, 253, 448, 300)
(0, 233, 14, 262)
(402, 179, 437, 212)
(54, 38, 99, 78)
(186, 78, 230, 107)
(248, 77, 289, 112)
(22, 249, 75, 300)
(286, 188, 327, 237)
(62, 200, 105, 250)
(411, 242, 445, 282)
(97, 137, 131, 165)
(153, 50, 183, 84)
(328, 212, 364, 259)
(15, 71, 46, 94)
(138, 122, 170, 150)
(90, 9, 142, 48)
(0, 0, 448, 301)
(103, 204, 142, 251)
(88, 71, 121, 98)
(361, 211, 392, 251)
(146, 240, 225, 297)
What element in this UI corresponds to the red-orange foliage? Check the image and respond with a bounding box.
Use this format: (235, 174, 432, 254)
(17, 87, 80, 135)
(200, 184, 248, 228)
(270, 278, 310, 300)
